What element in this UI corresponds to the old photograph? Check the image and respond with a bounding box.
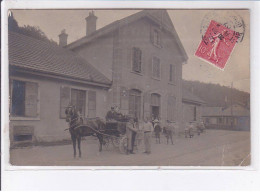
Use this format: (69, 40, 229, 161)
(8, 9, 250, 166)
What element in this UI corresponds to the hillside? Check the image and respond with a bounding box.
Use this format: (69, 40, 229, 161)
(183, 80, 250, 108)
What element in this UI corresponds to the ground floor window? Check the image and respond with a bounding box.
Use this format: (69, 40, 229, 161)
(10, 79, 38, 117)
(60, 86, 96, 118)
(129, 89, 141, 119)
(71, 88, 86, 116)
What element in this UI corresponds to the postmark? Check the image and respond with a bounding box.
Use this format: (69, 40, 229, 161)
(195, 20, 240, 70)
(200, 10, 245, 43)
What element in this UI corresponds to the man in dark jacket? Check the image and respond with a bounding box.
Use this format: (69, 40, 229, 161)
(106, 107, 117, 121)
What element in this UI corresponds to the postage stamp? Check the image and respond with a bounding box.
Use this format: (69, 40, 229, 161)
(195, 20, 240, 69)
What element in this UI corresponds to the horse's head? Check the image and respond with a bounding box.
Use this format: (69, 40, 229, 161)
(65, 106, 76, 123)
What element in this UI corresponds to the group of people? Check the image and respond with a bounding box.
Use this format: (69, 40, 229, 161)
(126, 116, 154, 155)
(106, 106, 154, 155)
(105, 106, 205, 154)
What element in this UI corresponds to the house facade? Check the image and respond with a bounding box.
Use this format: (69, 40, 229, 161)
(202, 104, 250, 131)
(9, 32, 111, 146)
(66, 10, 188, 131)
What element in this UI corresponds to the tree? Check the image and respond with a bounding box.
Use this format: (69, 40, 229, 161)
(8, 12, 57, 45)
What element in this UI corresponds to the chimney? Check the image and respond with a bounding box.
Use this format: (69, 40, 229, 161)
(58, 29, 68, 47)
(85, 11, 97, 36)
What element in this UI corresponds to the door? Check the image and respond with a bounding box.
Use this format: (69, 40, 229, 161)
(151, 93, 160, 119)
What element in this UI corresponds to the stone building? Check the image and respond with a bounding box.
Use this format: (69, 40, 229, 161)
(202, 104, 250, 131)
(9, 32, 111, 145)
(66, 10, 188, 127)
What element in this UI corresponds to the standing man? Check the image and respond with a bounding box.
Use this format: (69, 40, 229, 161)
(126, 116, 138, 154)
(142, 117, 153, 154)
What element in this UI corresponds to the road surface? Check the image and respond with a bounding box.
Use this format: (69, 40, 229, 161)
(10, 129, 250, 166)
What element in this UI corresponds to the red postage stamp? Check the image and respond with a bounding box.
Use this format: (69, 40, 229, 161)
(195, 20, 240, 69)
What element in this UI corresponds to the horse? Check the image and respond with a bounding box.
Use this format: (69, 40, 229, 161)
(65, 106, 105, 158)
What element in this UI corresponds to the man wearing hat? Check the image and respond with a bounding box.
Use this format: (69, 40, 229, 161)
(126, 115, 138, 154)
(106, 106, 117, 121)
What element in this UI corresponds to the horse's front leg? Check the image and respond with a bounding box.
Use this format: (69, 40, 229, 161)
(77, 136, 81, 158)
(72, 136, 76, 158)
(97, 134, 103, 152)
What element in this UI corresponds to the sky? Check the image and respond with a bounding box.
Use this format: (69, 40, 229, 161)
(11, 9, 250, 93)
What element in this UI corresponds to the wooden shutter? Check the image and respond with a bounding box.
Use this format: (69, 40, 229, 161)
(88, 91, 96, 118)
(172, 65, 176, 84)
(25, 82, 38, 117)
(167, 96, 176, 121)
(150, 25, 155, 44)
(60, 86, 70, 119)
(132, 47, 142, 73)
(120, 87, 129, 115)
(143, 92, 151, 119)
(152, 57, 160, 78)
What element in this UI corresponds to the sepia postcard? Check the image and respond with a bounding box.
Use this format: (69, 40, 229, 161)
(5, 8, 250, 167)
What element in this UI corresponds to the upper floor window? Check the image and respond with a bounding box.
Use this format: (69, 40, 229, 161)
(132, 47, 142, 73)
(151, 28, 161, 47)
(10, 79, 39, 117)
(152, 57, 161, 79)
(169, 64, 176, 84)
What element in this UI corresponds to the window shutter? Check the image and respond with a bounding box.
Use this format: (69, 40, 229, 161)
(132, 48, 138, 72)
(173, 65, 176, 84)
(143, 92, 151, 120)
(152, 57, 160, 79)
(132, 47, 142, 73)
(88, 91, 96, 118)
(169, 64, 173, 82)
(150, 26, 154, 44)
(120, 87, 129, 114)
(25, 82, 38, 117)
(60, 86, 70, 119)
(138, 49, 142, 72)
(167, 96, 176, 121)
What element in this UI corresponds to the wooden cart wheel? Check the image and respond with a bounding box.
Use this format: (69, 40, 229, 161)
(112, 137, 120, 148)
(119, 135, 128, 154)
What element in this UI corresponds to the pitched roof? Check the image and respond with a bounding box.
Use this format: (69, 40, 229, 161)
(9, 31, 111, 87)
(182, 88, 206, 105)
(66, 10, 188, 62)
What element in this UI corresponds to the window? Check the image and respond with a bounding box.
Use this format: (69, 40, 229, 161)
(11, 80, 38, 117)
(71, 89, 86, 116)
(88, 91, 96, 118)
(153, 30, 160, 46)
(129, 89, 141, 119)
(151, 29, 161, 47)
(169, 64, 176, 84)
(152, 57, 161, 79)
(132, 47, 142, 73)
(167, 96, 176, 121)
(60, 87, 89, 119)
